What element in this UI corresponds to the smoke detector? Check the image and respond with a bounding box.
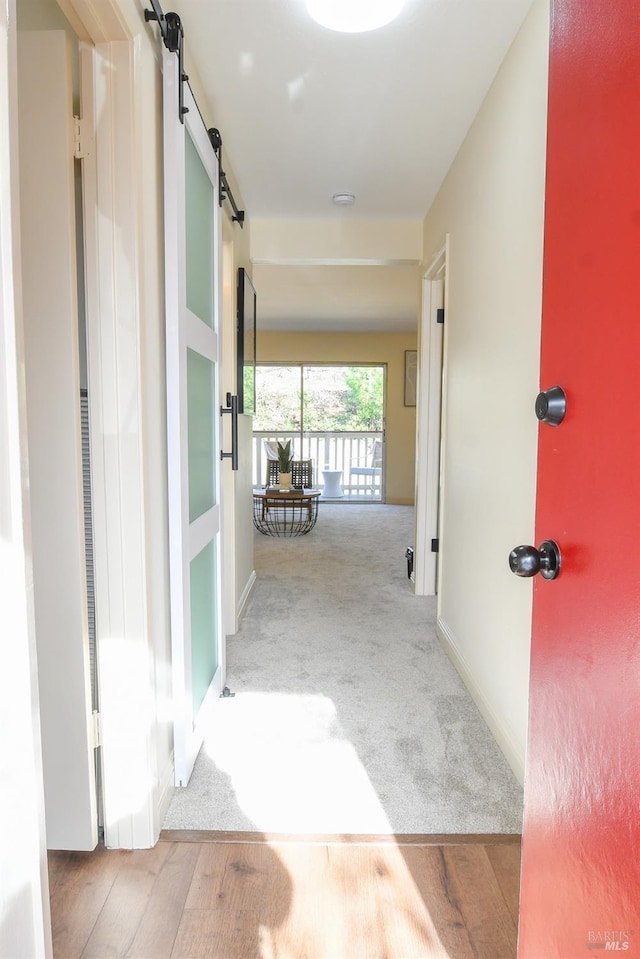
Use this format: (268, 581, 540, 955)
(332, 192, 356, 206)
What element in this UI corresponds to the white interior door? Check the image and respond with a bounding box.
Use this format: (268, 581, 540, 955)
(163, 53, 226, 787)
(414, 246, 446, 597)
(17, 30, 97, 850)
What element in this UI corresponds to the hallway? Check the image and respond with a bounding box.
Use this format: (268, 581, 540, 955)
(164, 505, 523, 835)
(49, 510, 524, 956)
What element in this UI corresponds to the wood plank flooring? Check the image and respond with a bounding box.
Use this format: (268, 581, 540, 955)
(48, 833, 521, 959)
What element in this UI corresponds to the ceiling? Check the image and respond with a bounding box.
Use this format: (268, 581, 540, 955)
(178, 0, 534, 331)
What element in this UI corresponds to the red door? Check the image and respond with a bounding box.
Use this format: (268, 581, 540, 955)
(518, 0, 640, 955)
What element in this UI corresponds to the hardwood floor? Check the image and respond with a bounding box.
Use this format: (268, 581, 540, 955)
(48, 832, 521, 958)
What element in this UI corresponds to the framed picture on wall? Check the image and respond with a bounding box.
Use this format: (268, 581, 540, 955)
(237, 267, 257, 415)
(404, 350, 417, 407)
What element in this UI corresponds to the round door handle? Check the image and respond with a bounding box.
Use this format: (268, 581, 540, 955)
(509, 540, 561, 580)
(535, 386, 566, 426)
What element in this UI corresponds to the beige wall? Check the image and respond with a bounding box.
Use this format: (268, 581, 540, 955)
(258, 331, 417, 505)
(227, 250, 256, 633)
(422, 0, 549, 780)
(251, 218, 423, 261)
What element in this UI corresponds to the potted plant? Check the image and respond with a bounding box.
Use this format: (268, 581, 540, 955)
(277, 440, 293, 489)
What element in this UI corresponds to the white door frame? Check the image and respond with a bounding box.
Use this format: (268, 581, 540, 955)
(64, 0, 164, 848)
(0, 0, 52, 951)
(18, 28, 98, 852)
(414, 240, 448, 596)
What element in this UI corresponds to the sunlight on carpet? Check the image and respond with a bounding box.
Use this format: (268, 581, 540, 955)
(203, 692, 392, 833)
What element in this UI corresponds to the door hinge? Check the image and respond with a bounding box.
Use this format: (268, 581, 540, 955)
(91, 710, 102, 749)
(431, 538, 440, 553)
(73, 116, 91, 159)
(436, 308, 445, 325)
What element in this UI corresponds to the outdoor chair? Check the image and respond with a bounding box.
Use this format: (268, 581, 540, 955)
(350, 439, 382, 494)
(265, 458, 314, 488)
(263, 439, 281, 463)
(263, 439, 313, 488)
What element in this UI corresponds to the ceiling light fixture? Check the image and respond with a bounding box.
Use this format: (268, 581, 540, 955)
(305, 0, 405, 34)
(332, 193, 356, 206)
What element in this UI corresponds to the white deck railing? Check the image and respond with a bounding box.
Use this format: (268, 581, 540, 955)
(252, 430, 384, 500)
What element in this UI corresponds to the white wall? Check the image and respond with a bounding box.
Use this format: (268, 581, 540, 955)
(422, 0, 550, 780)
(0, 0, 52, 951)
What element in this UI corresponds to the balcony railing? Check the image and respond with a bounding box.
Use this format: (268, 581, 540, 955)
(252, 430, 384, 501)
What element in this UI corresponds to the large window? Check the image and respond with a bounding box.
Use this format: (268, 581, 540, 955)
(255, 365, 383, 433)
(253, 364, 385, 500)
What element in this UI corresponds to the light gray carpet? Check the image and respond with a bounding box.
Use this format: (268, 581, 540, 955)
(163, 505, 523, 834)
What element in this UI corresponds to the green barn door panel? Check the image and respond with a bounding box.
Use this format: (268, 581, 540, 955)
(164, 54, 224, 788)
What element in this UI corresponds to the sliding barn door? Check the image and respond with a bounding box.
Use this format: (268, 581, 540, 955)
(163, 52, 226, 787)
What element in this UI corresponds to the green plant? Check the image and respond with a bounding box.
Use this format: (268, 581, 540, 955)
(277, 440, 293, 473)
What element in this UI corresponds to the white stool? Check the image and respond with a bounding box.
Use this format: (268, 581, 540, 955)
(321, 469, 343, 498)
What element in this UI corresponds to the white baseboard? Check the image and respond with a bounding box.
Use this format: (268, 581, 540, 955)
(236, 569, 256, 624)
(157, 750, 175, 827)
(436, 616, 525, 785)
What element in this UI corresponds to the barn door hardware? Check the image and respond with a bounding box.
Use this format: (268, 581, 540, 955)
(144, 2, 188, 123)
(145, 3, 245, 227)
(220, 393, 239, 471)
(208, 129, 245, 226)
